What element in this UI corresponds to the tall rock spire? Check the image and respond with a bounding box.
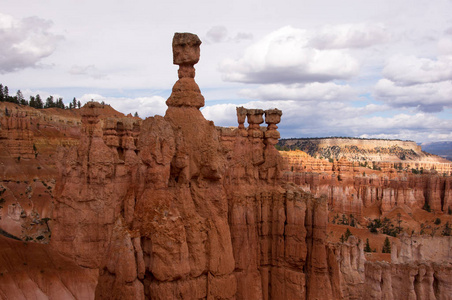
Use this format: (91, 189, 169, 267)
(166, 33, 205, 108)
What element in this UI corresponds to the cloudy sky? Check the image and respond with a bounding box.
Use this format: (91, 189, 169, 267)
(1, 0, 452, 143)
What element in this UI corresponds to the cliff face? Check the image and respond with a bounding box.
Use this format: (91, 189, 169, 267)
(281, 150, 452, 221)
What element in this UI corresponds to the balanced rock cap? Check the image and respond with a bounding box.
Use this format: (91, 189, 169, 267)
(172, 33, 202, 66)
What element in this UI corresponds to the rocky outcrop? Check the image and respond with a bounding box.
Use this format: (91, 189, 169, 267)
(392, 234, 452, 264)
(364, 261, 452, 300)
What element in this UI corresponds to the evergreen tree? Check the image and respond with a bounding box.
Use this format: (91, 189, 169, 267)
(134, 112, 139, 118)
(45, 96, 55, 108)
(0, 84, 4, 101)
(382, 237, 391, 253)
(364, 238, 372, 252)
(344, 228, 352, 241)
(69, 102, 73, 109)
(16, 90, 24, 104)
(350, 214, 356, 227)
(35, 94, 43, 109)
(29, 96, 36, 108)
(72, 97, 77, 109)
(3, 86, 9, 101)
(56, 98, 64, 109)
(77, 100, 81, 109)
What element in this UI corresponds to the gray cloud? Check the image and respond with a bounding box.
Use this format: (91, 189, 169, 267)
(233, 32, 253, 43)
(309, 23, 389, 49)
(205, 26, 253, 44)
(382, 55, 452, 86)
(0, 13, 62, 73)
(374, 79, 452, 112)
(206, 26, 228, 43)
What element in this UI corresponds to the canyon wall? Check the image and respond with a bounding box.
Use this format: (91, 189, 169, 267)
(281, 150, 452, 220)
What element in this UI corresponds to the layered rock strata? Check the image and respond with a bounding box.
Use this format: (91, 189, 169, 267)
(281, 151, 452, 219)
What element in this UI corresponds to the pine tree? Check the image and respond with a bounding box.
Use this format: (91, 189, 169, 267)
(364, 238, 372, 252)
(56, 98, 64, 109)
(77, 100, 81, 109)
(350, 214, 356, 227)
(16, 90, 24, 104)
(382, 237, 391, 253)
(344, 228, 352, 241)
(45, 96, 55, 108)
(4, 86, 9, 101)
(35, 94, 43, 109)
(72, 97, 77, 109)
(0, 84, 4, 101)
(134, 112, 139, 118)
(29, 96, 36, 108)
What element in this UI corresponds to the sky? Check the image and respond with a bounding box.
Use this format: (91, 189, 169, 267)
(1, 0, 452, 143)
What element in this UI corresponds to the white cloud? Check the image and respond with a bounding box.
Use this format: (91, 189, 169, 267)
(375, 79, 452, 112)
(220, 26, 359, 84)
(309, 23, 389, 49)
(69, 65, 107, 79)
(382, 55, 452, 85)
(201, 103, 238, 126)
(0, 13, 62, 73)
(239, 82, 356, 101)
(204, 26, 253, 45)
